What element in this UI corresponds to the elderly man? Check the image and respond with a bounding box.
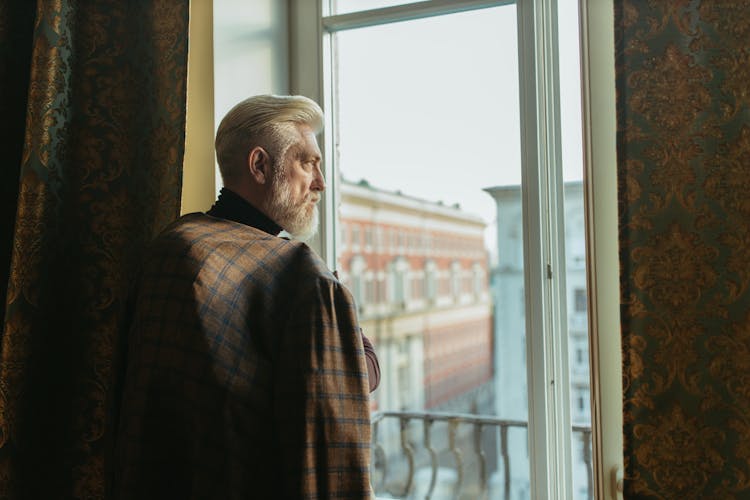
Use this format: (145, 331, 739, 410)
(115, 95, 377, 499)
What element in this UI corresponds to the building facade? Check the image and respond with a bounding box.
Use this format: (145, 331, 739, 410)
(337, 178, 495, 416)
(338, 178, 591, 497)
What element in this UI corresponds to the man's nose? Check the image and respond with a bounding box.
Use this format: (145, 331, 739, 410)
(312, 164, 325, 191)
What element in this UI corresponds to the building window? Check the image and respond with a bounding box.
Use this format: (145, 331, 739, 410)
(349, 255, 366, 309)
(352, 225, 361, 250)
(574, 288, 587, 313)
(424, 260, 437, 303)
(412, 274, 424, 300)
(364, 272, 376, 304)
(472, 262, 484, 297)
(450, 261, 461, 301)
(389, 257, 409, 307)
(340, 222, 348, 249)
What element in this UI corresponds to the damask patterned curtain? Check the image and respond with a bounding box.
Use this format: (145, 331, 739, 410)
(0, 1, 189, 498)
(616, 2, 750, 498)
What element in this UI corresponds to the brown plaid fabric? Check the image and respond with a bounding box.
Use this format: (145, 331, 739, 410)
(115, 213, 372, 499)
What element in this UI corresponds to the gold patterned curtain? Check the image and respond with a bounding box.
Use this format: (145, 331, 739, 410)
(0, 1, 189, 498)
(616, 1, 750, 498)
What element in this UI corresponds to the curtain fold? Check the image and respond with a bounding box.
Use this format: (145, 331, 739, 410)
(616, 1, 750, 498)
(0, 1, 189, 498)
(0, 2, 35, 327)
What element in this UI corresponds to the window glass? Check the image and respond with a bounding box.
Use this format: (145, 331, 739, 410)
(332, 5, 532, 496)
(558, 0, 592, 496)
(574, 288, 587, 313)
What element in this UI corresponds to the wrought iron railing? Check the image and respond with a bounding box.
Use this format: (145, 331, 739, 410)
(371, 410, 593, 499)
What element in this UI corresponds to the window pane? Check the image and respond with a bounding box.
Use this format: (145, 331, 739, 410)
(331, 5, 532, 497)
(329, 0, 429, 15)
(213, 0, 288, 194)
(558, 0, 592, 498)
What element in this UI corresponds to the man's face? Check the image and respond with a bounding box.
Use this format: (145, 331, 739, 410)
(265, 124, 324, 240)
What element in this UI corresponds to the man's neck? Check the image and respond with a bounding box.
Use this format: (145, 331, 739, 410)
(206, 188, 282, 236)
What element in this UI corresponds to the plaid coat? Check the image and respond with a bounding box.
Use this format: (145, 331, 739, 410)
(115, 213, 372, 499)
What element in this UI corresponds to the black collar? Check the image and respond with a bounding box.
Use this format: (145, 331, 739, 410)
(206, 188, 282, 236)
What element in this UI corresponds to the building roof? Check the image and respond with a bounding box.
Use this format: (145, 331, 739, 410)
(341, 177, 486, 227)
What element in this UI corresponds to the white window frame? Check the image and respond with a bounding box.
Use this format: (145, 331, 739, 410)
(579, 1, 622, 498)
(288, 0, 622, 498)
(516, 0, 573, 496)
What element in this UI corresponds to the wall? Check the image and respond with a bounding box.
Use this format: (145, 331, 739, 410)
(182, 0, 216, 214)
(182, 0, 291, 211)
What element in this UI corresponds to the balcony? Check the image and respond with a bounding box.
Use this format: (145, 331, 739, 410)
(371, 411, 593, 499)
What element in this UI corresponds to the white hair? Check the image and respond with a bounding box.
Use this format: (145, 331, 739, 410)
(214, 94, 324, 183)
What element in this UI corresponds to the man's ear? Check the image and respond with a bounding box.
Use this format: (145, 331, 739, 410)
(247, 146, 271, 184)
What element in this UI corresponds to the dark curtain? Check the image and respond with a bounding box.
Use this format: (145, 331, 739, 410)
(0, 1, 189, 498)
(616, 1, 750, 498)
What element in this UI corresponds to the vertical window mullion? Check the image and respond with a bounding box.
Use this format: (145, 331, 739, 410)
(290, 0, 339, 268)
(517, 0, 573, 498)
(579, 0, 620, 496)
(542, 0, 575, 498)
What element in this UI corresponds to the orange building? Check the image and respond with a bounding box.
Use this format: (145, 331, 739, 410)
(337, 178, 494, 413)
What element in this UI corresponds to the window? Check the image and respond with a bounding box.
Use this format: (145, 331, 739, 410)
(450, 261, 462, 302)
(364, 271, 376, 304)
(473, 262, 484, 298)
(396, 338, 413, 409)
(349, 255, 366, 307)
(340, 222, 349, 250)
(289, 0, 592, 498)
(574, 288, 587, 313)
(412, 271, 424, 300)
(389, 257, 409, 307)
(425, 259, 437, 303)
(351, 225, 361, 250)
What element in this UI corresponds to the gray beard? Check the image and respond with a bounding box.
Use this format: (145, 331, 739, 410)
(265, 177, 319, 242)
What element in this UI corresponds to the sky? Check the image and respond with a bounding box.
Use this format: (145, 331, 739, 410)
(333, 2, 583, 254)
